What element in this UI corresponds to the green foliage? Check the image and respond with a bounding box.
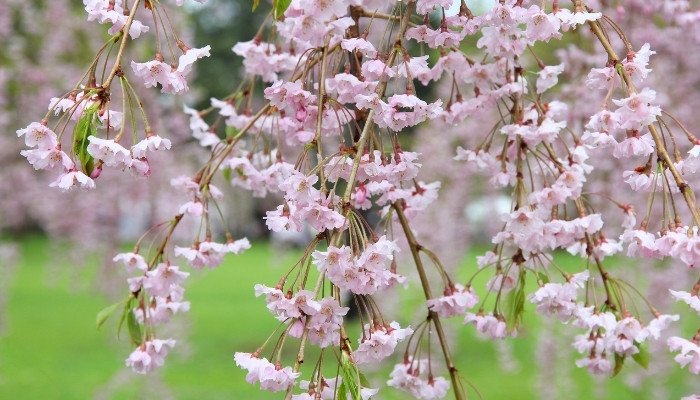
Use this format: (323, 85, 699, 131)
(274, 0, 292, 19)
(95, 297, 129, 330)
(72, 104, 98, 175)
(126, 301, 143, 346)
(339, 351, 361, 400)
(613, 353, 626, 377)
(505, 270, 526, 332)
(632, 343, 650, 369)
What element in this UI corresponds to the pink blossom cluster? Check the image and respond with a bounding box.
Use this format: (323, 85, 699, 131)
(16, 0, 700, 398)
(234, 352, 300, 392)
(387, 357, 450, 400)
(312, 237, 404, 295)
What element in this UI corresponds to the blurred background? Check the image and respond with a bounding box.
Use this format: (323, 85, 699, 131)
(2, 1, 700, 399)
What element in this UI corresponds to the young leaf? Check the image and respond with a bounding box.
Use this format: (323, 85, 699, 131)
(632, 343, 650, 369)
(612, 353, 625, 377)
(505, 271, 526, 332)
(222, 166, 232, 182)
(96, 298, 128, 330)
(117, 298, 133, 339)
(225, 125, 239, 139)
(339, 351, 361, 400)
(274, 0, 292, 19)
(72, 105, 98, 175)
(126, 306, 143, 346)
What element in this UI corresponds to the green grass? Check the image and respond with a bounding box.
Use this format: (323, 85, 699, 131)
(0, 236, 695, 399)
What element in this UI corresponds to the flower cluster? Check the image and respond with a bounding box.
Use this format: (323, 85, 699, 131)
(17, 0, 700, 398)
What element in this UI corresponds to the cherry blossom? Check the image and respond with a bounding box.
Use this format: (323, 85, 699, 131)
(387, 357, 450, 399)
(426, 284, 479, 318)
(87, 136, 131, 168)
(125, 338, 176, 374)
(113, 252, 148, 272)
(670, 290, 700, 313)
(49, 170, 95, 191)
(234, 352, 300, 391)
(354, 322, 413, 364)
(668, 337, 700, 374)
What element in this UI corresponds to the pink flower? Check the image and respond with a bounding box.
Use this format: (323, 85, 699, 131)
(49, 170, 95, 191)
(525, 6, 561, 43)
(325, 73, 378, 104)
(264, 80, 316, 114)
(301, 201, 346, 232)
(16, 122, 58, 149)
(175, 241, 227, 269)
(415, 0, 452, 15)
(87, 136, 131, 168)
(372, 94, 443, 131)
(528, 271, 589, 321)
(637, 314, 679, 341)
(224, 238, 251, 254)
(612, 133, 655, 158)
(130, 60, 188, 94)
(84, 0, 150, 39)
(623, 43, 655, 84)
(555, 9, 602, 31)
(361, 59, 396, 81)
(575, 354, 611, 375)
(21, 147, 74, 171)
(177, 45, 211, 75)
(234, 353, 299, 391)
(670, 290, 700, 313)
(586, 66, 618, 90)
(113, 252, 148, 272)
(143, 262, 189, 297)
(125, 338, 176, 374)
(354, 321, 413, 364)
(232, 40, 297, 82)
(178, 201, 204, 217)
(265, 203, 304, 232)
(387, 357, 450, 399)
(464, 312, 510, 339)
(253, 284, 321, 320)
(341, 38, 377, 58)
(279, 173, 320, 204)
(427, 284, 479, 318)
(536, 63, 565, 94)
(612, 88, 662, 130)
(668, 337, 700, 374)
(131, 134, 172, 158)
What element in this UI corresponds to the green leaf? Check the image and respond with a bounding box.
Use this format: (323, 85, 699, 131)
(536, 272, 549, 284)
(632, 343, 650, 369)
(337, 383, 347, 400)
(222, 167, 232, 182)
(358, 372, 370, 388)
(505, 271, 526, 332)
(274, 0, 292, 19)
(117, 298, 133, 339)
(225, 125, 239, 139)
(339, 352, 361, 400)
(251, 0, 260, 11)
(126, 305, 143, 346)
(72, 106, 98, 176)
(96, 298, 128, 330)
(612, 353, 625, 377)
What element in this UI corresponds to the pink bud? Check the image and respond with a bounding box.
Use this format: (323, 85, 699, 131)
(90, 166, 102, 179)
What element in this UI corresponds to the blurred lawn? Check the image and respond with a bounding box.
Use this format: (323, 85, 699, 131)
(0, 236, 692, 399)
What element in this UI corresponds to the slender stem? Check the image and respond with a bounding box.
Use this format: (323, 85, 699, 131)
(103, 0, 143, 89)
(393, 203, 465, 400)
